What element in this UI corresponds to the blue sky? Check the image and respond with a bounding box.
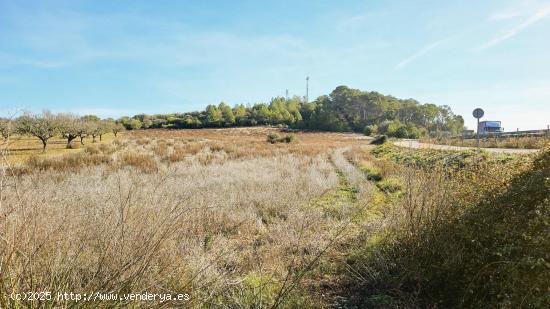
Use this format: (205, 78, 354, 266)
(0, 0, 549, 130)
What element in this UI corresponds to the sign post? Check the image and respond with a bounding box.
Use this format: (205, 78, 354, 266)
(472, 108, 484, 150)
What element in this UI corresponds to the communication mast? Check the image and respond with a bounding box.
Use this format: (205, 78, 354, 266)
(305, 76, 309, 103)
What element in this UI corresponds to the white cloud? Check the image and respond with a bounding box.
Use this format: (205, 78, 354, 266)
(477, 2, 550, 50)
(0, 7, 313, 70)
(394, 39, 444, 70)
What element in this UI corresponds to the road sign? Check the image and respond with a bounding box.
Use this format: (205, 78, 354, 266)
(473, 108, 484, 150)
(473, 108, 484, 119)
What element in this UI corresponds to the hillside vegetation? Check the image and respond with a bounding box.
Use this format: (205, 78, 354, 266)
(1, 86, 465, 163)
(115, 86, 464, 138)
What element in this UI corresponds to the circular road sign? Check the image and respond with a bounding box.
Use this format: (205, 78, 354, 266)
(472, 108, 484, 119)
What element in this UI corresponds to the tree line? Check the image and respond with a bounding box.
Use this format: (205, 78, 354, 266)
(0, 112, 124, 151)
(116, 86, 464, 138)
(1, 86, 465, 149)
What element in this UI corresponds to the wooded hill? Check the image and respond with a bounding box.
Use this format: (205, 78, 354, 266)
(119, 85, 464, 138)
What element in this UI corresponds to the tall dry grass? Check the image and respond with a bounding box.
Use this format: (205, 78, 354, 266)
(346, 145, 546, 308)
(0, 128, 374, 307)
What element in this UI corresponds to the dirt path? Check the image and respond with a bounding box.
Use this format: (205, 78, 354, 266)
(394, 139, 540, 154)
(301, 148, 375, 307)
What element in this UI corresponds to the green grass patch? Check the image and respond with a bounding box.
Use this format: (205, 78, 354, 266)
(359, 161, 383, 181)
(219, 272, 314, 308)
(375, 177, 403, 194)
(308, 171, 357, 219)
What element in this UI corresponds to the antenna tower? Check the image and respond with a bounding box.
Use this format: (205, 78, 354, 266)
(305, 76, 309, 103)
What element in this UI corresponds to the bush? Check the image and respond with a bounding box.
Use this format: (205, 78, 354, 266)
(363, 125, 378, 136)
(385, 121, 422, 138)
(266, 132, 280, 144)
(370, 135, 387, 145)
(282, 133, 295, 143)
(405, 124, 420, 139)
(266, 132, 296, 144)
(359, 162, 382, 181)
(393, 126, 408, 138)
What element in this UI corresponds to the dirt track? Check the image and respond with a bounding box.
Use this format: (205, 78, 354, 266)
(394, 139, 540, 155)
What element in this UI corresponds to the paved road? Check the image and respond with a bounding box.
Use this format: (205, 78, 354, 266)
(394, 139, 540, 155)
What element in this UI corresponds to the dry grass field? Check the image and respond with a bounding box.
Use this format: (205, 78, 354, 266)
(2, 127, 547, 308)
(0, 127, 379, 308)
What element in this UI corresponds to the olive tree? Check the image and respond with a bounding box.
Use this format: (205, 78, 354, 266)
(16, 112, 59, 151)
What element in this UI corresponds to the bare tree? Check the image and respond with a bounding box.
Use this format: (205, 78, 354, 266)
(98, 120, 111, 142)
(84, 120, 113, 143)
(0, 118, 11, 141)
(112, 122, 125, 137)
(77, 120, 90, 145)
(16, 111, 59, 152)
(57, 114, 80, 148)
(87, 121, 100, 143)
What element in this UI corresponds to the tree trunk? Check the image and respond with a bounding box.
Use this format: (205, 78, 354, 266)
(67, 136, 76, 148)
(114, 132, 118, 137)
(92, 135, 96, 143)
(99, 134, 102, 141)
(41, 139, 47, 152)
(80, 136, 85, 145)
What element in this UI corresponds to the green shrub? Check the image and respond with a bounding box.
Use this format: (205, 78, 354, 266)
(384, 121, 422, 138)
(266, 132, 280, 144)
(385, 120, 405, 138)
(405, 124, 421, 139)
(282, 133, 295, 143)
(360, 163, 382, 181)
(393, 126, 408, 138)
(363, 125, 378, 136)
(266, 132, 296, 143)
